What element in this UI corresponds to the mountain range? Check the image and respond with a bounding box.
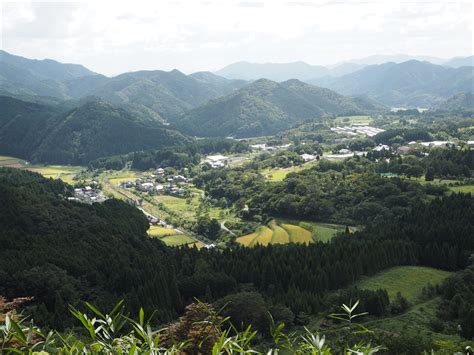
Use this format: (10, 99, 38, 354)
(309, 60, 474, 107)
(174, 78, 383, 138)
(0, 50, 473, 164)
(0, 96, 189, 164)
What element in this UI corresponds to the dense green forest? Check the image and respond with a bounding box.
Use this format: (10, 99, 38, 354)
(1, 168, 473, 347)
(88, 138, 250, 171)
(175, 79, 383, 137)
(0, 96, 190, 164)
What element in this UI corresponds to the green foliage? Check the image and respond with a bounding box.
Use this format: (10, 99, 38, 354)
(176, 79, 382, 138)
(0, 96, 190, 165)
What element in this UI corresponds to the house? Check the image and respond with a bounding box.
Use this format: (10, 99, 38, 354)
(137, 182, 154, 192)
(206, 154, 228, 168)
(373, 144, 390, 152)
(173, 175, 188, 183)
(338, 148, 351, 154)
(300, 153, 316, 162)
(120, 181, 135, 188)
(154, 168, 165, 175)
(467, 141, 474, 147)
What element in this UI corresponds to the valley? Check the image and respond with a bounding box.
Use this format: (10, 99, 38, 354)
(0, 48, 473, 354)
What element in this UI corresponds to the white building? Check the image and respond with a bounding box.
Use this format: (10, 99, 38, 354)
(300, 153, 316, 162)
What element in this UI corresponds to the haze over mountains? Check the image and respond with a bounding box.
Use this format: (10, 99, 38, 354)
(176, 79, 383, 138)
(0, 49, 473, 164)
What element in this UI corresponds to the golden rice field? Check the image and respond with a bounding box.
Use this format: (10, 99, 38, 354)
(148, 225, 202, 248)
(236, 219, 348, 247)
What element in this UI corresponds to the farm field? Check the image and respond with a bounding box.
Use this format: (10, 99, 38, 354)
(356, 266, 452, 302)
(148, 225, 203, 248)
(0, 155, 83, 183)
(333, 115, 372, 125)
(298, 221, 349, 242)
(236, 219, 343, 246)
(263, 161, 318, 181)
(449, 184, 474, 194)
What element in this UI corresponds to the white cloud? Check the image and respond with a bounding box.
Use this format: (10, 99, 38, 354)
(1, 0, 472, 75)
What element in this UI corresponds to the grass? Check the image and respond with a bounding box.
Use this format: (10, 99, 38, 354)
(334, 115, 372, 125)
(0, 155, 83, 183)
(263, 161, 318, 182)
(449, 184, 474, 194)
(356, 266, 452, 302)
(366, 298, 464, 344)
(148, 225, 178, 237)
(160, 234, 197, 246)
(299, 221, 347, 242)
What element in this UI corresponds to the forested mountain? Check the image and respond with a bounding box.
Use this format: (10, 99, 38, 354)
(0, 96, 189, 164)
(175, 79, 383, 137)
(434, 92, 474, 112)
(310, 60, 474, 107)
(0, 51, 247, 123)
(77, 69, 246, 121)
(443, 55, 474, 68)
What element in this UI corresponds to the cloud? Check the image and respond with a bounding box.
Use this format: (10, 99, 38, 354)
(1, 0, 472, 75)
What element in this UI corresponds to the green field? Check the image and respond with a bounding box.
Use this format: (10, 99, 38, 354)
(356, 266, 452, 301)
(334, 115, 372, 125)
(449, 184, 474, 194)
(263, 161, 318, 182)
(148, 225, 179, 237)
(0, 155, 83, 183)
(298, 221, 348, 242)
(148, 225, 201, 247)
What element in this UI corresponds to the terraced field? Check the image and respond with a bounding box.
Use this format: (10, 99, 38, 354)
(148, 225, 201, 247)
(237, 220, 313, 246)
(237, 219, 349, 247)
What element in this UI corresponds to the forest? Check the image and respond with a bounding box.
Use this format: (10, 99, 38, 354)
(1, 167, 473, 352)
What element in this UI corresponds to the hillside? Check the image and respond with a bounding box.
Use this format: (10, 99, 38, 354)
(0, 51, 247, 122)
(0, 168, 181, 327)
(0, 50, 97, 98)
(174, 78, 383, 137)
(310, 60, 474, 107)
(79, 69, 246, 121)
(0, 96, 190, 164)
(434, 92, 474, 112)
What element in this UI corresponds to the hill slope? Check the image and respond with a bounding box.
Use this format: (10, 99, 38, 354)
(310, 60, 474, 107)
(0, 96, 190, 164)
(0, 51, 246, 122)
(434, 92, 474, 112)
(175, 79, 383, 138)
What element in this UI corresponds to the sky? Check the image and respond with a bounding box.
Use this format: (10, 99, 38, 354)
(1, 0, 473, 76)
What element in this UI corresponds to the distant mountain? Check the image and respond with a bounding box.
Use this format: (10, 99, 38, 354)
(443, 56, 474, 68)
(0, 96, 190, 164)
(0, 51, 247, 123)
(79, 69, 246, 121)
(326, 62, 366, 77)
(347, 54, 446, 65)
(174, 79, 383, 138)
(434, 92, 474, 112)
(0, 50, 96, 81)
(215, 61, 330, 81)
(310, 60, 474, 107)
